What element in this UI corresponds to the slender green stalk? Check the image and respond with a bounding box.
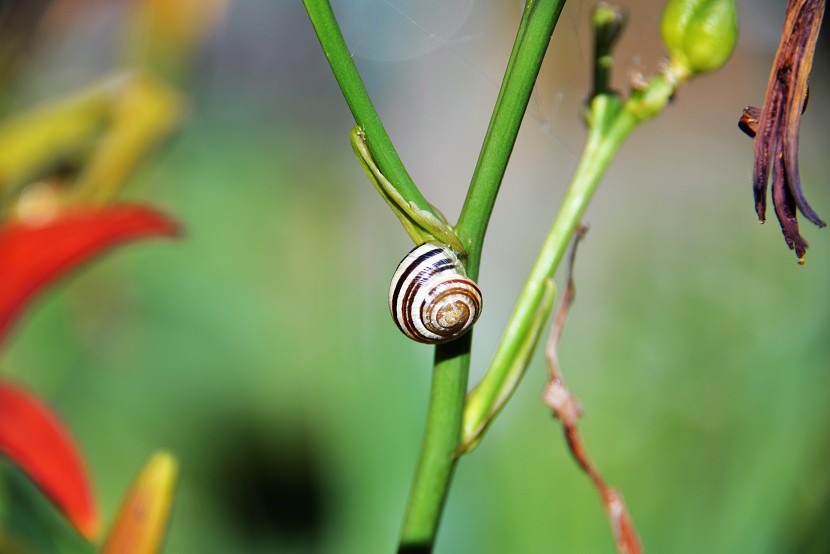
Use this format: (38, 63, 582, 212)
(462, 94, 626, 448)
(397, 335, 471, 554)
(460, 3, 681, 451)
(303, 0, 435, 218)
(399, 1, 565, 550)
(462, 72, 678, 449)
(457, 0, 567, 278)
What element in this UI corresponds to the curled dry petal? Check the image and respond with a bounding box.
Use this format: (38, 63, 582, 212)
(772, 145, 809, 256)
(0, 204, 179, 346)
(0, 380, 99, 540)
(747, 0, 826, 261)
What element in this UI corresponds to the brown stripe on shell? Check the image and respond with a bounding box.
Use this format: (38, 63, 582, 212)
(399, 256, 458, 341)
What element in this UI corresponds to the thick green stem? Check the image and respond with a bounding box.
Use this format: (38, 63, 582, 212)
(398, 336, 471, 553)
(399, 0, 565, 550)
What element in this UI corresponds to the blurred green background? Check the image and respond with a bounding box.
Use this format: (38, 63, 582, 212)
(3, 0, 830, 552)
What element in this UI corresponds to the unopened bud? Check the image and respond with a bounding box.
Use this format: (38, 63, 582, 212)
(661, 0, 738, 79)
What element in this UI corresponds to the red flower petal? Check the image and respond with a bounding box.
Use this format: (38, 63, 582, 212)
(0, 204, 179, 346)
(0, 380, 98, 540)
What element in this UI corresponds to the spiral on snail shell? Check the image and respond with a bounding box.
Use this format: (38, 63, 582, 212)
(389, 243, 483, 344)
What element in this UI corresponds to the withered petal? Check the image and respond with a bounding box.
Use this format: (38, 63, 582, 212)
(752, 82, 784, 222)
(747, 0, 825, 259)
(772, 146, 808, 259)
(781, 0, 826, 228)
(782, 126, 826, 227)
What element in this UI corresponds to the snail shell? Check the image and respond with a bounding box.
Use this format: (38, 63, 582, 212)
(389, 243, 482, 344)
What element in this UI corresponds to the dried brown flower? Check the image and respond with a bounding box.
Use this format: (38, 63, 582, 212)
(739, 0, 826, 263)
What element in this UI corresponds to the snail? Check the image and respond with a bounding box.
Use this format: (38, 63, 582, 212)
(389, 243, 483, 344)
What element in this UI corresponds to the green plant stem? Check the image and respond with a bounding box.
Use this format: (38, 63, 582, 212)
(399, 1, 565, 550)
(462, 94, 626, 446)
(303, 0, 435, 218)
(397, 335, 470, 554)
(457, 0, 566, 278)
(462, 73, 678, 449)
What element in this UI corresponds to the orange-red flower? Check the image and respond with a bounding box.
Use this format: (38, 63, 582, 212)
(0, 204, 178, 544)
(740, 0, 826, 263)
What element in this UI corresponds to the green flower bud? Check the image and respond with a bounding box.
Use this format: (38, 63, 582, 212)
(661, 0, 738, 79)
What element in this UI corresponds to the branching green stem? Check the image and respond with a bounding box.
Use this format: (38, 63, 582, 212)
(399, 1, 565, 550)
(350, 127, 465, 253)
(462, 94, 624, 449)
(304, 0, 680, 551)
(462, 73, 678, 450)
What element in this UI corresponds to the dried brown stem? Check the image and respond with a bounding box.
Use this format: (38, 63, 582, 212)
(541, 225, 642, 554)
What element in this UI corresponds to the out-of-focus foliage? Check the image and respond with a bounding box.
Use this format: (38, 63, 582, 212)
(1, 1, 829, 553)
